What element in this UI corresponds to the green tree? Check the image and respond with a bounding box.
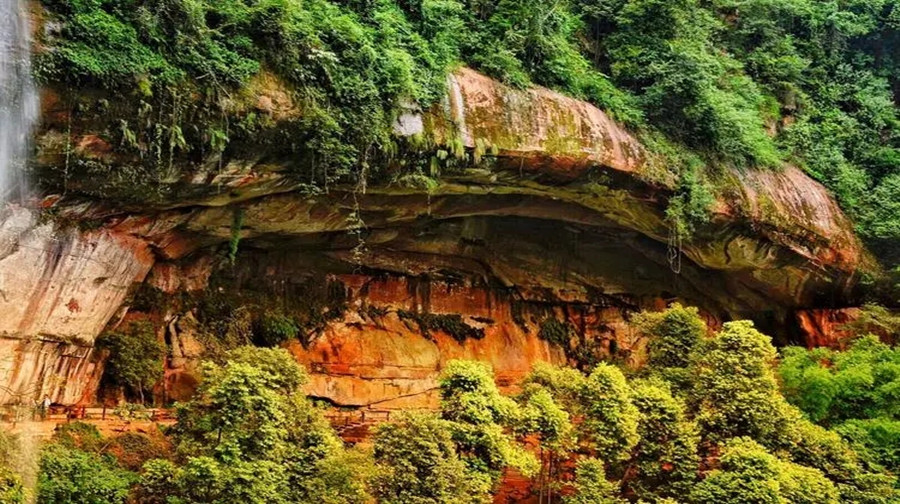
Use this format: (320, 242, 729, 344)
(141, 346, 369, 504)
(52, 422, 104, 452)
(563, 458, 625, 504)
(580, 363, 640, 462)
(690, 437, 838, 504)
(165, 456, 287, 504)
(372, 412, 490, 504)
(439, 360, 539, 483)
(517, 383, 576, 503)
(522, 362, 639, 462)
(37, 444, 136, 504)
(633, 303, 706, 388)
(624, 379, 698, 500)
(780, 335, 900, 425)
(522, 361, 590, 408)
(690, 320, 794, 444)
(634, 303, 705, 369)
(788, 421, 898, 504)
(778, 346, 839, 423)
(97, 320, 164, 403)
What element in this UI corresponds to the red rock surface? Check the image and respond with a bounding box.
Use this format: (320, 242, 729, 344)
(795, 308, 862, 348)
(290, 275, 603, 409)
(436, 68, 645, 177)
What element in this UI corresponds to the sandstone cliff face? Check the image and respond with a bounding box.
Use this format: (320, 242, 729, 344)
(0, 207, 151, 404)
(0, 207, 153, 341)
(0, 338, 103, 404)
(0, 67, 868, 405)
(794, 308, 862, 349)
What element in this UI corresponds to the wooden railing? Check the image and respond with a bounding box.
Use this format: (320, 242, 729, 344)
(0, 405, 174, 424)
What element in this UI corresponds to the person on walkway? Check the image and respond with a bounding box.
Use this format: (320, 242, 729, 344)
(40, 396, 51, 420)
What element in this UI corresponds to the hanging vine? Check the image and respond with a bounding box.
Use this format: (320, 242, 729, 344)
(667, 219, 683, 275)
(228, 207, 244, 266)
(348, 149, 371, 270)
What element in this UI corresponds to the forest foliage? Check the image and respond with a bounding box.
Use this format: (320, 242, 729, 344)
(35, 0, 900, 260)
(15, 304, 900, 503)
(780, 334, 900, 479)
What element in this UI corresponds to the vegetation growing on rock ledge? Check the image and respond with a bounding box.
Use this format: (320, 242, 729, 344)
(35, 0, 900, 264)
(96, 320, 164, 403)
(398, 310, 485, 343)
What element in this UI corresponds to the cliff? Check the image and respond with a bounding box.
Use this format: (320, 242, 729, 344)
(1, 66, 868, 406)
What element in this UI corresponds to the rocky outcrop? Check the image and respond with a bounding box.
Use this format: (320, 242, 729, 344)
(0, 338, 103, 405)
(0, 67, 869, 405)
(0, 207, 154, 342)
(795, 308, 861, 348)
(0, 207, 152, 404)
(70, 67, 860, 319)
(433, 68, 645, 175)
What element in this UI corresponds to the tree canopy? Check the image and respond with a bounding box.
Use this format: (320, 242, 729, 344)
(26, 306, 900, 503)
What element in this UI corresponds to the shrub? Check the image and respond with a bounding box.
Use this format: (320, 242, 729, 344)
(0, 466, 25, 504)
(97, 321, 164, 403)
(103, 432, 169, 472)
(538, 318, 572, 349)
(253, 311, 300, 347)
(136, 459, 179, 504)
(52, 422, 104, 452)
(837, 418, 900, 474)
(37, 444, 136, 504)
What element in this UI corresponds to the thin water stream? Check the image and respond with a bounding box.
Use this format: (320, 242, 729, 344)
(0, 0, 38, 202)
(1, 0, 40, 500)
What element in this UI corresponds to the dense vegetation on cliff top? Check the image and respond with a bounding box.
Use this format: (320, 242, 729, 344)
(5, 304, 900, 503)
(36, 0, 900, 260)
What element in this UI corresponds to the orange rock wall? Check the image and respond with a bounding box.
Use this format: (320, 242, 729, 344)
(0, 338, 103, 404)
(289, 275, 640, 409)
(795, 308, 862, 348)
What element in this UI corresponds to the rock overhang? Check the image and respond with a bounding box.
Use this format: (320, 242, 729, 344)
(27, 67, 871, 343)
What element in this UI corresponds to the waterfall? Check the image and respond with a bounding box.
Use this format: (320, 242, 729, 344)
(0, 3, 39, 500)
(0, 0, 38, 203)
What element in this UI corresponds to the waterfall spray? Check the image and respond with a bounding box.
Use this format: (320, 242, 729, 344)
(0, 0, 40, 500)
(0, 0, 38, 203)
